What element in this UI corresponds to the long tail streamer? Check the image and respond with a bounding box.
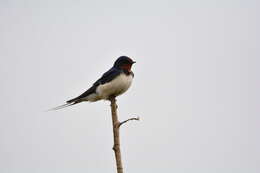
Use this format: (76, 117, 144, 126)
(47, 102, 77, 111)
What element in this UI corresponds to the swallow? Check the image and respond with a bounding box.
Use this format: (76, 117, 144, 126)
(50, 56, 136, 110)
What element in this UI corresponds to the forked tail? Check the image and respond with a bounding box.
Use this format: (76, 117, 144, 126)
(47, 102, 78, 111)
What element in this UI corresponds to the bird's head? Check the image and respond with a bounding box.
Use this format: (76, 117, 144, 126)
(113, 56, 136, 71)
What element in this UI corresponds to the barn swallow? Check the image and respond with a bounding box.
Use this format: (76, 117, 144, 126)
(50, 56, 136, 110)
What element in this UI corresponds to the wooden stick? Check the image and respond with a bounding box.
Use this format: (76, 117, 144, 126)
(110, 97, 123, 173)
(109, 96, 140, 173)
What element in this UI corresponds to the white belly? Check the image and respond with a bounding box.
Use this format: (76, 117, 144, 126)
(96, 73, 133, 100)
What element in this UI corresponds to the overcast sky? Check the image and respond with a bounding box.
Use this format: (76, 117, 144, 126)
(0, 0, 259, 172)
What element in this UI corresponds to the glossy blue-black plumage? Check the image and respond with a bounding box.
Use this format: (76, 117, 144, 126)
(93, 67, 122, 86)
(67, 67, 122, 103)
(66, 55, 135, 103)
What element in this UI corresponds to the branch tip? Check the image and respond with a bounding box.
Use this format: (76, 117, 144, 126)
(119, 117, 140, 127)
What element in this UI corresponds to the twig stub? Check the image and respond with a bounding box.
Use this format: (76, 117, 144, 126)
(119, 117, 140, 127)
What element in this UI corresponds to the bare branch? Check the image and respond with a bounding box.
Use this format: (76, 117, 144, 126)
(109, 96, 123, 173)
(109, 96, 139, 173)
(119, 117, 140, 127)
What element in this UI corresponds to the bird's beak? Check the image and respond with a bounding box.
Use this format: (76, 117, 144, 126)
(132, 61, 136, 64)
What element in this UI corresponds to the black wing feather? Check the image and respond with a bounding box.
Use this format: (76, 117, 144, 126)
(93, 67, 121, 86)
(67, 67, 121, 103)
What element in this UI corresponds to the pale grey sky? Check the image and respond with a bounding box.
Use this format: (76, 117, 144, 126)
(0, 0, 259, 172)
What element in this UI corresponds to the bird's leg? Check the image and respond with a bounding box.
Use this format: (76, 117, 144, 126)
(108, 95, 118, 109)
